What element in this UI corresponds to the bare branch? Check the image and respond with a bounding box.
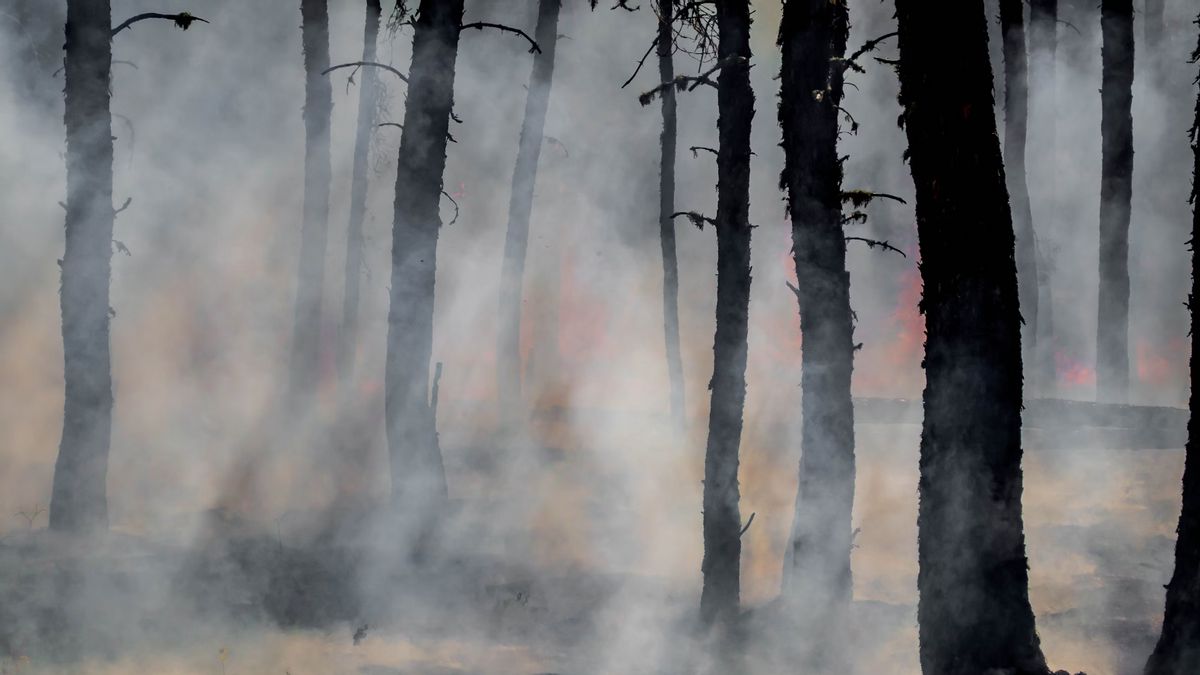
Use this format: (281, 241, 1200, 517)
(845, 236, 907, 257)
(638, 55, 748, 106)
(739, 512, 756, 537)
(112, 12, 208, 37)
(841, 190, 908, 207)
(323, 61, 408, 83)
(440, 190, 460, 226)
(621, 34, 659, 88)
(671, 211, 716, 230)
(459, 22, 542, 54)
(689, 145, 718, 158)
(112, 240, 132, 256)
(842, 31, 898, 72)
(114, 197, 132, 215)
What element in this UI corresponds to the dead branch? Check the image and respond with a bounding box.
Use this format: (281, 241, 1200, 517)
(739, 512, 755, 537)
(621, 34, 660, 88)
(114, 197, 132, 215)
(113, 240, 132, 256)
(440, 191, 460, 225)
(638, 55, 748, 106)
(112, 12, 208, 37)
(459, 22, 542, 54)
(689, 145, 717, 158)
(842, 31, 898, 73)
(845, 236, 906, 257)
(323, 61, 408, 83)
(841, 190, 908, 207)
(671, 211, 716, 230)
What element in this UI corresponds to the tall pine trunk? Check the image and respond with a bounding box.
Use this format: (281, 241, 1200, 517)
(50, 0, 115, 533)
(777, 0, 855, 650)
(893, 0, 1049, 672)
(699, 0, 754, 627)
(1097, 0, 1133, 403)
(385, 0, 460, 517)
(289, 0, 333, 405)
(497, 0, 562, 429)
(657, 0, 685, 431)
(1029, 0, 1058, 393)
(1144, 20, 1200, 674)
(338, 0, 383, 387)
(1001, 0, 1039, 385)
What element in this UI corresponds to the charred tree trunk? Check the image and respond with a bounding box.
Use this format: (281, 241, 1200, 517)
(1029, 0, 1058, 394)
(497, 0, 562, 429)
(699, 0, 754, 627)
(1097, 0, 1133, 403)
(894, 0, 1050, 672)
(777, 0, 855, 651)
(289, 0, 333, 405)
(1001, 0, 1039, 385)
(1144, 22, 1200, 675)
(50, 0, 115, 533)
(658, 0, 686, 432)
(338, 0, 383, 387)
(385, 0, 459, 518)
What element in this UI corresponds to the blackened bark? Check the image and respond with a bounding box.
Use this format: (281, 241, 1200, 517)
(289, 0, 333, 405)
(50, 0, 115, 533)
(1029, 0, 1057, 393)
(777, 0, 855, 646)
(338, 0, 383, 386)
(699, 0, 754, 627)
(1001, 0, 1039, 384)
(1098, 0, 1133, 403)
(658, 0, 685, 431)
(893, 0, 1049, 673)
(385, 0, 460, 514)
(1144, 20, 1200, 675)
(497, 0, 562, 428)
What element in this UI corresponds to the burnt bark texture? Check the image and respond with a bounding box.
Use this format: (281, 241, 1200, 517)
(50, 0, 115, 533)
(1097, 0, 1133, 403)
(658, 0, 686, 432)
(893, 0, 1050, 673)
(289, 0, 334, 405)
(777, 0, 855, 651)
(385, 0, 460, 517)
(338, 0, 383, 386)
(497, 0, 562, 429)
(1028, 0, 1058, 394)
(1000, 0, 1039, 384)
(1144, 20, 1200, 675)
(699, 0, 754, 627)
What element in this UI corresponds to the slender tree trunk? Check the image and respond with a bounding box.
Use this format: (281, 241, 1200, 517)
(1001, 0, 1039, 386)
(1144, 23, 1200, 675)
(777, 0, 855, 655)
(893, 0, 1049, 672)
(1098, 0, 1133, 403)
(699, 0, 754, 628)
(338, 0, 383, 387)
(497, 0, 562, 429)
(1029, 0, 1058, 394)
(289, 0, 333, 405)
(385, 0, 460, 517)
(657, 0, 685, 432)
(50, 0, 115, 534)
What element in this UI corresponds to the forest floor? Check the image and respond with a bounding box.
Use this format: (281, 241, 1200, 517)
(0, 420, 1183, 675)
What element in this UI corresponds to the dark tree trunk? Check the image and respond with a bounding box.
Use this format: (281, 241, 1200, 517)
(1144, 23, 1200, 675)
(338, 0, 383, 387)
(385, 0, 460, 516)
(1029, 0, 1058, 394)
(699, 0, 754, 627)
(289, 0, 333, 405)
(1097, 0, 1133, 403)
(657, 0, 685, 432)
(777, 0, 855, 652)
(50, 0, 115, 534)
(497, 0, 562, 429)
(893, 0, 1050, 673)
(1000, 0, 1039, 385)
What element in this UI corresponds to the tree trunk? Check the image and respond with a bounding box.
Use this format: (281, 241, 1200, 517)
(777, 0, 855, 655)
(50, 0, 115, 534)
(1097, 0, 1133, 403)
(699, 0, 754, 628)
(657, 0, 685, 432)
(385, 0, 460, 517)
(893, 0, 1050, 672)
(497, 0, 562, 429)
(289, 0, 333, 405)
(1144, 23, 1200, 675)
(338, 0, 383, 387)
(1028, 0, 1058, 394)
(1001, 0, 1039, 388)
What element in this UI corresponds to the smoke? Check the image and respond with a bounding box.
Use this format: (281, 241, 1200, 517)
(0, 0, 1197, 673)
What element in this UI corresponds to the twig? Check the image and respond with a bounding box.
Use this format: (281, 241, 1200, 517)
(113, 240, 132, 256)
(459, 22, 542, 54)
(323, 61, 408, 83)
(440, 191, 460, 225)
(843, 31, 898, 72)
(689, 145, 717, 158)
(112, 12, 208, 37)
(739, 512, 755, 537)
(845, 236, 906, 257)
(114, 197, 133, 215)
(638, 55, 748, 106)
(621, 34, 660, 89)
(841, 190, 907, 207)
(670, 211, 716, 230)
